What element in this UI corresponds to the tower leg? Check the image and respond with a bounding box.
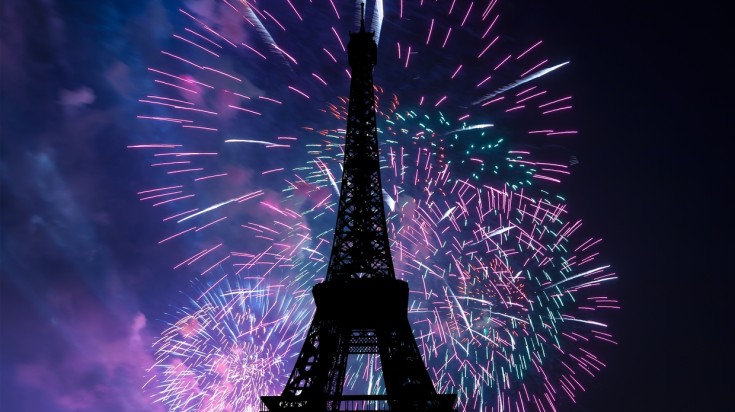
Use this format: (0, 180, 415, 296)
(379, 320, 439, 410)
(280, 316, 342, 409)
(324, 328, 350, 410)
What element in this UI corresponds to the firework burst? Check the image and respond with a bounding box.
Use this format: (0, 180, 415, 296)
(148, 276, 311, 411)
(131, 1, 617, 411)
(287, 105, 617, 410)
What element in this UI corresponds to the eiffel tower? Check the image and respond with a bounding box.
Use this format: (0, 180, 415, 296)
(260, 4, 456, 412)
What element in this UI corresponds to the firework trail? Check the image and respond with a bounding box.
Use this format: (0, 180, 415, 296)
(130, 1, 617, 411)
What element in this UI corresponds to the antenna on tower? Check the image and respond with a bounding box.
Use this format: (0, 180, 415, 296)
(360, 2, 366, 33)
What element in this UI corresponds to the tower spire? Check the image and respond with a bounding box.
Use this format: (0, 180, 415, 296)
(261, 7, 456, 411)
(360, 2, 366, 33)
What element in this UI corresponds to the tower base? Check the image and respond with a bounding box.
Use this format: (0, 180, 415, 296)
(261, 279, 456, 412)
(261, 394, 456, 412)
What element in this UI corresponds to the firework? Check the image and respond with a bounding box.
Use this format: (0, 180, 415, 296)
(287, 107, 618, 410)
(148, 276, 311, 412)
(131, 1, 617, 411)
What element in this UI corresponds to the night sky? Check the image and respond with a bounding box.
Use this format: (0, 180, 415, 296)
(1, 1, 732, 411)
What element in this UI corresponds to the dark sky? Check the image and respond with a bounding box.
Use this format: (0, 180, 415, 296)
(1, 1, 732, 411)
(545, 2, 733, 411)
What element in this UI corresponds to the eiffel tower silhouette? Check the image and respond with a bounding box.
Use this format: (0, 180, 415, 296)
(261, 4, 456, 411)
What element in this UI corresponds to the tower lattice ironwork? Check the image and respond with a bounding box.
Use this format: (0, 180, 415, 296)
(261, 6, 456, 412)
